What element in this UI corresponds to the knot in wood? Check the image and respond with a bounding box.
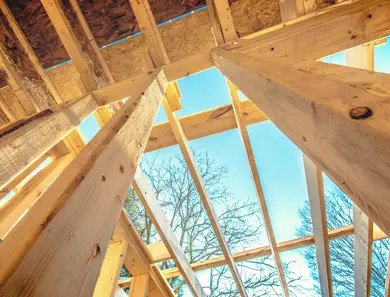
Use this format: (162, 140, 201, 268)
(349, 106, 373, 120)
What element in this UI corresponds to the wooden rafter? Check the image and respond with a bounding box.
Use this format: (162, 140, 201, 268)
(207, 0, 236, 43)
(162, 86, 248, 297)
(302, 155, 332, 297)
(133, 170, 207, 297)
(227, 81, 290, 296)
(0, 70, 167, 294)
(128, 0, 169, 68)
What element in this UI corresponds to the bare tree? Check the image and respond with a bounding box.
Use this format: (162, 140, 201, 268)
(296, 187, 389, 297)
(123, 150, 303, 296)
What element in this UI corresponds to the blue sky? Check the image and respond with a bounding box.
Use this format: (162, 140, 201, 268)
(75, 38, 390, 296)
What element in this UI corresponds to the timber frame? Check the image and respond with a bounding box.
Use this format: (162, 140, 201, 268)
(0, 0, 389, 296)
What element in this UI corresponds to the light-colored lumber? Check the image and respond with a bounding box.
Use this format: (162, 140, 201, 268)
(116, 211, 175, 297)
(0, 154, 48, 201)
(303, 155, 332, 297)
(68, 0, 115, 85)
(41, 0, 98, 92)
(205, 0, 224, 45)
(162, 93, 248, 297)
(227, 81, 288, 297)
(353, 205, 373, 297)
(213, 47, 390, 237)
(209, 0, 236, 42)
(279, 0, 298, 21)
(129, 274, 149, 297)
(128, 0, 169, 67)
(227, 0, 390, 62)
(0, 95, 98, 191)
(133, 170, 207, 297)
(120, 223, 389, 287)
(147, 241, 171, 263)
(0, 70, 166, 294)
(0, 152, 76, 239)
(0, 0, 62, 104)
(0, 50, 39, 115)
(345, 44, 374, 297)
(146, 99, 266, 152)
(93, 240, 128, 297)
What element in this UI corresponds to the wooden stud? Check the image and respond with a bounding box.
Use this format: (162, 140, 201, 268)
(129, 274, 149, 297)
(0, 71, 166, 293)
(213, 47, 390, 239)
(128, 0, 170, 68)
(227, 80, 289, 297)
(117, 211, 175, 297)
(345, 43, 374, 297)
(163, 93, 248, 297)
(303, 155, 332, 297)
(93, 240, 128, 297)
(133, 170, 207, 297)
(208, 0, 236, 43)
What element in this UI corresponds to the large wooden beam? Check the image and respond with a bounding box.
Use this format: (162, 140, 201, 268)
(303, 155, 332, 297)
(0, 70, 166, 294)
(162, 92, 248, 297)
(0, 95, 98, 190)
(226, 0, 390, 62)
(133, 170, 207, 297)
(212, 48, 390, 237)
(128, 0, 169, 68)
(207, 0, 236, 43)
(227, 81, 289, 296)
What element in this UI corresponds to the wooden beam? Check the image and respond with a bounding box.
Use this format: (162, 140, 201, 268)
(227, 0, 390, 62)
(128, 0, 169, 68)
(0, 152, 76, 239)
(0, 50, 38, 116)
(208, 0, 236, 43)
(345, 43, 374, 297)
(93, 240, 128, 297)
(353, 205, 373, 297)
(0, 95, 98, 190)
(162, 93, 248, 297)
(117, 211, 175, 297)
(129, 274, 149, 297)
(279, 0, 298, 22)
(41, 0, 101, 92)
(133, 170, 207, 297)
(204, 0, 224, 45)
(213, 48, 390, 237)
(146, 99, 266, 152)
(302, 155, 332, 297)
(67, 0, 115, 85)
(120, 223, 389, 287)
(0, 70, 166, 294)
(0, 0, 62, 105)
(227, 81, 289, 296)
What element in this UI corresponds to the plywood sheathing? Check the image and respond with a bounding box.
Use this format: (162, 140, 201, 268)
(6, 0, 69, 69)
(230, 0, 281, 37)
